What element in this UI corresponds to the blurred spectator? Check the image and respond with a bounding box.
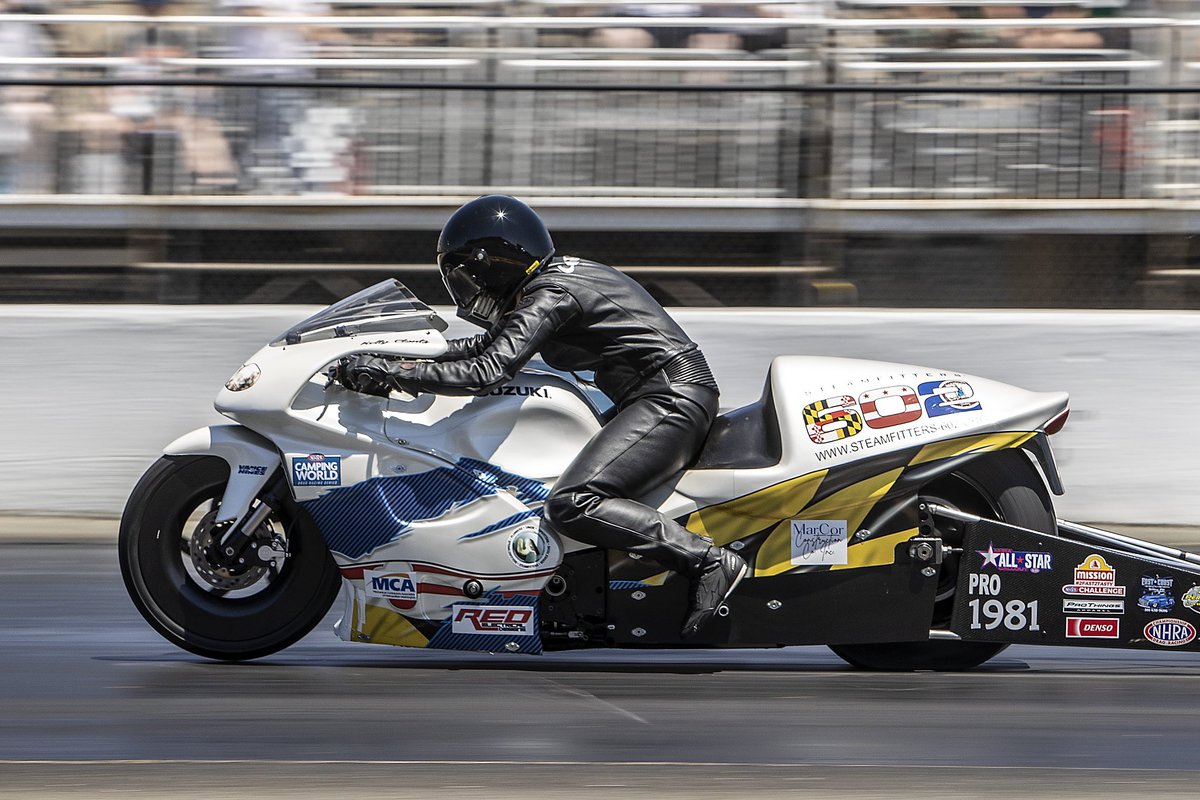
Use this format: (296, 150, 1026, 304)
(0, 1, 56, 192)
(980, 5, 1107, 49)
(601, 2, 752, 50)
(103, 0, 237, 192)
(220, 0, 314, 191)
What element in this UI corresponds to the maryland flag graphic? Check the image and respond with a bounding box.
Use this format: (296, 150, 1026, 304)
(803, 395, 864, 444)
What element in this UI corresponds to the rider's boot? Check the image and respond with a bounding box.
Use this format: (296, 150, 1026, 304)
(681, 546, 748, 638)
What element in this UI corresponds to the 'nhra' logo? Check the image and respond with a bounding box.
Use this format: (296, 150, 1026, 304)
(292, 454, 341, 486)
(451, 605, 535, 635)
(1144, 618, 1196, 647)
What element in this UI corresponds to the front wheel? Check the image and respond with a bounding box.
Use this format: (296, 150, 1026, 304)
(829, 449, 1055, 671)
(119, 455, 342, 661)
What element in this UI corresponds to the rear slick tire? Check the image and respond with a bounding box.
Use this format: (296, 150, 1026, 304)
(119, 455, 342, 661)
(829, 449, 1056, 672)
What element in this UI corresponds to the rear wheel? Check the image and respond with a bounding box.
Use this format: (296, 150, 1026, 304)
(119, 455, 342, 661)
(829, 449, 1055, 671)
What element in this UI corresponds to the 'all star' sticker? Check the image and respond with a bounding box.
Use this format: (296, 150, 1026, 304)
(977, 542, 1002, 569)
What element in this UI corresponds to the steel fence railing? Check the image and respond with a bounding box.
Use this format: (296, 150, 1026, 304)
(6, 79, 1200, 201)
(4, 13, 1200, 200)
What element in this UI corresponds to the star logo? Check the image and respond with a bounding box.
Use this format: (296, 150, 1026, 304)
(977, 542, 1002, 569)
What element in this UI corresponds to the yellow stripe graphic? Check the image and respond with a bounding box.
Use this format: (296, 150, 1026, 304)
(754, 468, 904, 577)
(685, 470, 827, 546)
(358, 604, 431, 648)
(910, 431, 1035, 467)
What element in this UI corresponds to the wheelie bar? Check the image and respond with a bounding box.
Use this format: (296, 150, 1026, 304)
(923, 503, 1200, 574)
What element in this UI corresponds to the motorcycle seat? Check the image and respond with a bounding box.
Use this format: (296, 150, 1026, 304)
(691, 377, 782, 470)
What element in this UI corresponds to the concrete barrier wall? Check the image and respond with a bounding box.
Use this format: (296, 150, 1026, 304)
(4, 305, 1198, 524)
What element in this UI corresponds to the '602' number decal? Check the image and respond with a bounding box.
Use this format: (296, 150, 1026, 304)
(804, 380, 983, 445)
(969, 599, 1040, 632)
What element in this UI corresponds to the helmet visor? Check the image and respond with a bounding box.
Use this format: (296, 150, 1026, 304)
(440, 262, 484, 309)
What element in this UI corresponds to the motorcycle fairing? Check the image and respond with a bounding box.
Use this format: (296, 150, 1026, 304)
(594, 430, 1038, 646)
(197, 285, 1072, 652)
(301, 456, 550, 561)
(684, 430, 1038, 578)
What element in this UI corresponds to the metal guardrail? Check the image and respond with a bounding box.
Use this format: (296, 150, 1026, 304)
(0, 12, 1196, 207)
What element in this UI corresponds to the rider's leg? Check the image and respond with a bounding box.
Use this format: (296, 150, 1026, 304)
(543, 382, 745, 635)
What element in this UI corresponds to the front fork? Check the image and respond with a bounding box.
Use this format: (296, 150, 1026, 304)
(207, 471, 292, 573)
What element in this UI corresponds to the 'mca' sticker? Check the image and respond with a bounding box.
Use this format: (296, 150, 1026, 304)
(292, 454, 341, 486)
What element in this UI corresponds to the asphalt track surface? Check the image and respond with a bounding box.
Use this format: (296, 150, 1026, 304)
(7, 542, 1200, 799)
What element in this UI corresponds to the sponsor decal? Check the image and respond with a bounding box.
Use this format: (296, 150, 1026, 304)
(1063, 599, 1125, 614)
(488, 386, 550, 399)
(1144, 618, 1196, 647)
(812, 420, 962, 462)
(1181, 585, 1200, 613)
(507, 525, 550, 569)
(451, 604, 535, 635)
(859, 385, 922, 430)
(1062, 554, 1125, 597)
(1066, 617, 1120, 638)
(918, 379, 982, 417)
(237, 464, 268, 476)
(364, 569, 417, 609)
(977, 542, 1052, 574)
(292, 454, 341, 487)
(1139, 573, 1175, 613)
(803, 396, 864, 445)
(790, 519, 848, 566)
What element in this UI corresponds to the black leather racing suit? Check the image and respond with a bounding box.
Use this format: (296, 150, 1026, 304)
(387, 257, 721, 577)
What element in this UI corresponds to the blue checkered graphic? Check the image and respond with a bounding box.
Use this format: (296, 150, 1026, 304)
(609, 580, 652, 591)
(425, 591, 543, 654)
(460, 457, 551, 506)
(458, 509, 544, 541)
(302, 459, 548, 560)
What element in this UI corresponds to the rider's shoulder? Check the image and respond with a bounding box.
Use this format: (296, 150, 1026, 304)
(528, 256, 613, 286)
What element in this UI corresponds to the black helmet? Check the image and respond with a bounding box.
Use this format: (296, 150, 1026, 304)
(437, 195, 555, 328)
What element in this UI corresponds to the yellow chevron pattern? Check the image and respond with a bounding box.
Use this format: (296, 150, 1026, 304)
(685, 469, 827, 546)
(684, 431, 1036, 578)
(754, 467, 904, 577)
(353, 600, 431, 648)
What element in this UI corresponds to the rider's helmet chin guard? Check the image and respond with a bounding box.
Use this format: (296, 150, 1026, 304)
(436, 195, 555, 328)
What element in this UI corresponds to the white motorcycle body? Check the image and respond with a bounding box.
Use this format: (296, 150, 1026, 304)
(156, 280, 1069, 656)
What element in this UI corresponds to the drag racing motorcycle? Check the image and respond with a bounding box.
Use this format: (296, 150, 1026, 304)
(120, 279, 1200, 670)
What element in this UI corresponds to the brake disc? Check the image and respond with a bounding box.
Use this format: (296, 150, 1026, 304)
(187, 509, 282, 591)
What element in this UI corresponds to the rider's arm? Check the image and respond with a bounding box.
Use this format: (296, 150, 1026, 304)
(353, 285, 580, 397)
(439, 329, 497, 361)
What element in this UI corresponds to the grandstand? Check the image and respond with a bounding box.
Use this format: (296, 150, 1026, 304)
(0, 0, 1197, 306)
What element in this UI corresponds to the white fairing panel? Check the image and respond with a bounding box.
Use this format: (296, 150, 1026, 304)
(666, 355, 1068, 517)
(769, 356, 1068, 471)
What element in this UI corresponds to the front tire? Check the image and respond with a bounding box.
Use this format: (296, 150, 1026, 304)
(829, 449, 1055, 671)
(119, 455, 342, 661)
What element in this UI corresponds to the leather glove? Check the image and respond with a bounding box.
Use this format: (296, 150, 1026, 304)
(337, 355, 397, 398)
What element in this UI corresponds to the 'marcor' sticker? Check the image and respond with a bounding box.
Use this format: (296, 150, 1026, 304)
(790, 520, 848, 566)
